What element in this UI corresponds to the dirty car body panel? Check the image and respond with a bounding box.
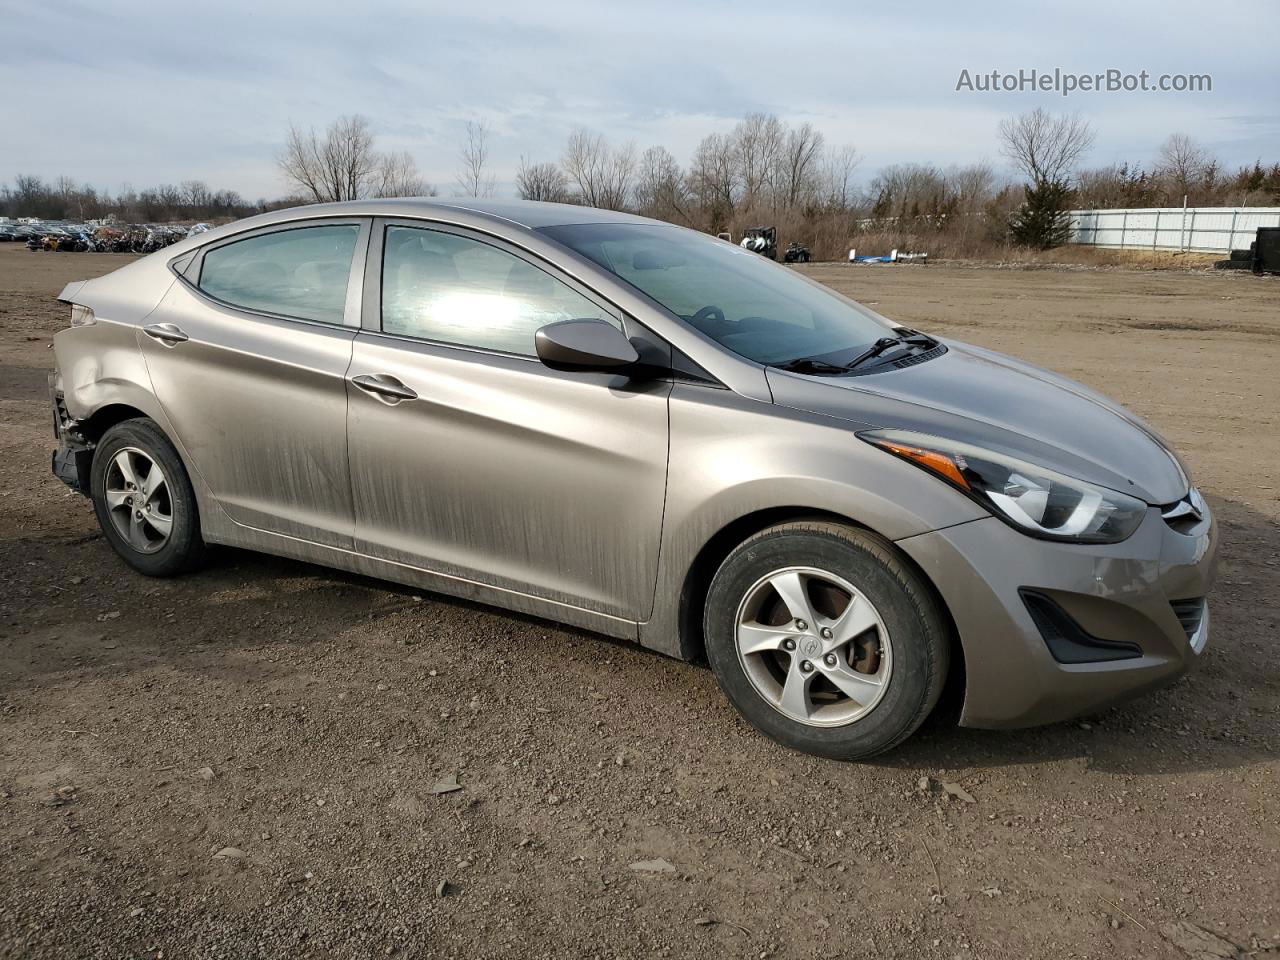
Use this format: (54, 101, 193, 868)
(136, 217, 371, 549)
(50, 197, 1218, 735)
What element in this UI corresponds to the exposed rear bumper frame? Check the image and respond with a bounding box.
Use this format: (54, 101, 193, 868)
(49, 372, 92, 496)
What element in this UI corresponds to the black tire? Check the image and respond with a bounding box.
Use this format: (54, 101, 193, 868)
(90, 418, 207, 576)
(704, 521, 949, 759)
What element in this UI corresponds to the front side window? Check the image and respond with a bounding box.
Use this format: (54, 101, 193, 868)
(381, 226, 617, 355)
(539, 222, 892, 365)
(198, 224, 360, 324)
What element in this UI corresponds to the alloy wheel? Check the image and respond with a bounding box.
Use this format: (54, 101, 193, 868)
(734, 566, 892, 727)
(103, 447, 173, 554)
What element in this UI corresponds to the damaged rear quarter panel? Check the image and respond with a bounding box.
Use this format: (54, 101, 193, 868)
(52, 256, 225, 524)
(52, 248, 182, 421)
(54, 320, 165, 424)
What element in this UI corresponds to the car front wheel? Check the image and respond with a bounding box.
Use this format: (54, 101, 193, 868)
(90, 418, 207, 576)
(704, 521, 949, 759)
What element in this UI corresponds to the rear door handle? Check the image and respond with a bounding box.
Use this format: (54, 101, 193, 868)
(350, 373, 418, 403)
(143, 323, 189, 345)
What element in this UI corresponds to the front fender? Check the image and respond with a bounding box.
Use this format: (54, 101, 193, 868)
(637, 383, 985, 658)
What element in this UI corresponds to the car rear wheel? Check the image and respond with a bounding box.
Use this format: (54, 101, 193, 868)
(91, 418, 207, 576)
(704, 521, 949, 759)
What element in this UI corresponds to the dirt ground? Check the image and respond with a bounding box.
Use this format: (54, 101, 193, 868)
(1, 244, 1277, 960)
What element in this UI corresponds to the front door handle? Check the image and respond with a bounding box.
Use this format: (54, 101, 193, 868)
(350, 373, 418, 403)
(143, 323, 189, 346)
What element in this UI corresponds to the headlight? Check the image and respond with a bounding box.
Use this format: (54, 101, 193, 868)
(860, 429, 1147, 543)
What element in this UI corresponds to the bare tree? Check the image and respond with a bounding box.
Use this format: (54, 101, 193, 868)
(561, 129, 602, 204)
(561, 129, 635, 210)
(732, 113, 785, 210)
(599, 141, 636, 210)
(819, 145, 860, 210)
(279, 115, 379, 202)
(54, 175, 83, 219)
(1157, 133, 1216, 200)
(688, 132, 738, 222)
(456, 121, 497, 198)
(998, 109, 1093, 249)
(870, 163, 953, 222)
(777, 122, 825, 208)
(376, 151, 432, 198)
(516, 156, 570, 202)
(1076, 163, 1156, 209)
(181, 180, 212, 209)
(634, 145, 689, 221)
(998, 108, 1095, 186)
(945, 162, 997, 241)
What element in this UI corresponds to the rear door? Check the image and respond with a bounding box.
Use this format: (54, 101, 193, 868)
(345, 219, 671, 620)
(140, 218, 369, 548)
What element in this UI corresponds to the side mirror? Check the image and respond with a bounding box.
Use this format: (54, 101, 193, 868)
(535, 319, 640, 374)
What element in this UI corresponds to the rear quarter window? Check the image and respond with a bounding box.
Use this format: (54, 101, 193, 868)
(198, 224, 359, 324)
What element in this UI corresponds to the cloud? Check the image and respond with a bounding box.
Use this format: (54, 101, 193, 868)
(0, 0, 1273, 199)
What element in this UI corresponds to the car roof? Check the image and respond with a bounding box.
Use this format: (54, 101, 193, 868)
(161, 197, 675, 257)
(414, 198, 659, 228)
(293, 197, 659, 229)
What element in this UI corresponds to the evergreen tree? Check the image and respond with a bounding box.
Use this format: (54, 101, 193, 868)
(1009, 179, 1074, 249)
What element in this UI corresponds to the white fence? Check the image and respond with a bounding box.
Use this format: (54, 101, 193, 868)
(1069, 207, 1280, 254)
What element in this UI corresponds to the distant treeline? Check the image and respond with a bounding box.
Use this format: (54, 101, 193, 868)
(5, 113, 1278, 259)
(0, 175, 293, 224)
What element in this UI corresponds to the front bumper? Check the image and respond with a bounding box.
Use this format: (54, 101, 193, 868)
(898, 499, 1218, 728)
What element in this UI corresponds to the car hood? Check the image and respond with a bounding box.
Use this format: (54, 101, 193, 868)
(765, 339, 1189, 505)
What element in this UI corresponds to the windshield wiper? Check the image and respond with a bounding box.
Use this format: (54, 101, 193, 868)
(845, 336, 910, 371)
(844, 330, 939, 371)
(892, 327, 939, 347)
(772, 356, 852, 375)
(775, 330, 941, 377)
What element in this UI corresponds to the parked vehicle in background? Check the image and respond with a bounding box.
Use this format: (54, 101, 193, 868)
(739, 225, 777, 259)
(15, 221, 193, 254)
(48, 198, 1217, 759)
(783, 241, 811, 263)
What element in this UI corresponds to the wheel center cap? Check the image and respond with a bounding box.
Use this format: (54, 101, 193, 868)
(800, 636, 821, 658)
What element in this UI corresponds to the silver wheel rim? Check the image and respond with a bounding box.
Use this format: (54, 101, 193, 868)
(734, 566, 892, 728)
(103, 447, 173, 554)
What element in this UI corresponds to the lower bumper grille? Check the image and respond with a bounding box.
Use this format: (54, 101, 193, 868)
(1171, 598, 1208, 651)
(1020, 590, 1142, 664)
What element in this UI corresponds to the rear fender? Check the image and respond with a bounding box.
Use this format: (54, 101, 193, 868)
(51, 322, 226, 532)
(53, 323, 159, 423)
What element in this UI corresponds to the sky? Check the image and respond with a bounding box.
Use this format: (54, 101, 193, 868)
(1, 0, 1277, 201)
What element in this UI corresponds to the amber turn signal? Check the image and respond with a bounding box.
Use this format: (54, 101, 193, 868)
(868, 439, 970, 490)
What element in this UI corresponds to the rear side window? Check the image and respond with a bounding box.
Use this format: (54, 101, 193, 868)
(381, 226, 617, 355)
(198, 224, 360, 324)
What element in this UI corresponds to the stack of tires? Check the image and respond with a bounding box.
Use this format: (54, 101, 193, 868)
(1214, 242, 1256, 271)
(1214, 227, 1280, 274)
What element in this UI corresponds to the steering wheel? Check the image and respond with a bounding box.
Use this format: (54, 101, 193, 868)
(689, 305, 726, 328)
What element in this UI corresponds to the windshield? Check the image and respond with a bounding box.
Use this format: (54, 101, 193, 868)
(538, 222, 892, 365)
